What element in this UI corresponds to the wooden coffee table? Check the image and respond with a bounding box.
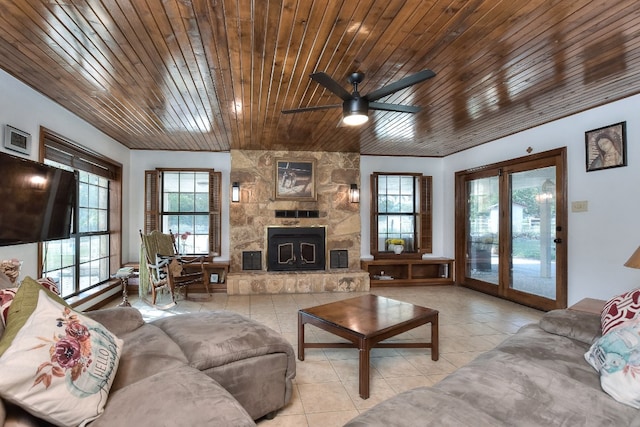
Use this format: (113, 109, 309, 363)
(298, 294, 438, 399)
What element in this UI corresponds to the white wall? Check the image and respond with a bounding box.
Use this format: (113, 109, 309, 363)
(3, 65, 639, 307)
(443, 94, 640, 305)
(127, 150, 231, 262)
(359, 156, 445, 259)
(0, 69, 130, 279)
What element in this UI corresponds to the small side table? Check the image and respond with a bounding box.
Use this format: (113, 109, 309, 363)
(568, 298, 606, 315)
(114, 267, 136, 307)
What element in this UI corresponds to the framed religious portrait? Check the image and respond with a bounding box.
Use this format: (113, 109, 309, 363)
(274, 158, 317, 201)
(585, 122, 627, 172)
(3, 125, 31, 156)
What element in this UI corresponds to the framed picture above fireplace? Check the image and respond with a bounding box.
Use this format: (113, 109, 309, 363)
(275, 158, 317, 201)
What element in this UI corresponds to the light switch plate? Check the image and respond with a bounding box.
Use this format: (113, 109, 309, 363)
(571, 200, 588, 212)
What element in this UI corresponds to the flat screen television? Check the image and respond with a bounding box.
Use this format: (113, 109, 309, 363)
(0, 151, 77, 246)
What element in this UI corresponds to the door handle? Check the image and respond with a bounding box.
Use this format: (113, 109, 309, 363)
(553, 238, 562, 244)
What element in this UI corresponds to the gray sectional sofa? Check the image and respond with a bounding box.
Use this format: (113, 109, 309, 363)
(345, 308, 640, 426)
(1, 306, 296, 426)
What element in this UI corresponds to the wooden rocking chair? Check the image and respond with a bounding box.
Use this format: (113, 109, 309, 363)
(139, 230, 209, 306)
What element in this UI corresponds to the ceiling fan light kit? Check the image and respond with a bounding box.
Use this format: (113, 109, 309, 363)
(343, 113, 368, 126)
(343, 98, 369, 125)
(282, 69, 435, 126)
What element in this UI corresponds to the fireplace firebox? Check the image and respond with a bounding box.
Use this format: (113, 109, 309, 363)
(267, 227, 326, 271)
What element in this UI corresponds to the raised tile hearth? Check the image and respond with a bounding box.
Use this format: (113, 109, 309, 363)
(226, 270, 369, 295)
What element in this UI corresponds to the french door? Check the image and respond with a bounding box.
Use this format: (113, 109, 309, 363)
(455, 149, 567, 311)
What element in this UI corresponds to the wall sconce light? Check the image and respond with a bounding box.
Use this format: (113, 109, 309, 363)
(231, 182, 240, 203)
(349, 184, 360, 203)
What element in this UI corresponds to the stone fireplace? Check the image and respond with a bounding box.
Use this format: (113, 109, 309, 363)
(227, 150, 369, 295)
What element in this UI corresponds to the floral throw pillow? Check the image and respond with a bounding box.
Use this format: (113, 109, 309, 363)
(585, 320, 640, 409)
(601, 288, 640, 335)
(0, 277, 123, 426)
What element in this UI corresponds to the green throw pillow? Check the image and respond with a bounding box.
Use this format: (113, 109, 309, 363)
(0, 277, 68, 355)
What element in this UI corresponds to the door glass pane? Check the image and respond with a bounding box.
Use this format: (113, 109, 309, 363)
(467, 176, 499, 284)
(509, 167, 556, 299)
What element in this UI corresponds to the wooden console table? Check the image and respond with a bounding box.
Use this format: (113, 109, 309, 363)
(361, 257, 454, 286)
(128, 260, 229, 293)
(182, 261, 229, 293)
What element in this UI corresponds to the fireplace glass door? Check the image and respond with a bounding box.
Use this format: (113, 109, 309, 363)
(268, 227, 326, 271)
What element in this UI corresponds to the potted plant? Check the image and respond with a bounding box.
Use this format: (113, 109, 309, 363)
(386, 238, 405, 254)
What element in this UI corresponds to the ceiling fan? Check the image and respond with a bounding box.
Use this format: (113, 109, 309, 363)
(282, 69, 436, 126)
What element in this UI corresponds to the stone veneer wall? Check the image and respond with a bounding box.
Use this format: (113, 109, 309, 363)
(228, 149, 369, 294)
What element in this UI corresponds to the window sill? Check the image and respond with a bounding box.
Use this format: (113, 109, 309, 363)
(66, 279, 120, 310)
(373, 252, 424, 260)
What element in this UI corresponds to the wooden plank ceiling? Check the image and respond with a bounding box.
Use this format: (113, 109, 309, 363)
(0, 0, 639, 157)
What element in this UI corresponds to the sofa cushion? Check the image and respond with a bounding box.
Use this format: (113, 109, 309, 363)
(585, 320, 640, 408)
(0, 277, 122, 426)
(601, 288, 640, 335)
(435, 324, 639, 426)
(84, 307, 145, 337)
(151, 310, 296, 421)
(205, 352, 292, 420)
(496, 324, 601, 387)
(151, 310, 293, 371)
(539, 309, 601, 344)
(88, 365, 255, 427)
(110, 323, 189, 392)
(344, 386, 506, 426)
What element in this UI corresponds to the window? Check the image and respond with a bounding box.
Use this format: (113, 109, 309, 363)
(145, 169, 221, 256)
(40, 129, 122, 298)
(370, 173, 432, 256)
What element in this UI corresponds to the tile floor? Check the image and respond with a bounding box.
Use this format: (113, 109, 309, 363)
(111, 285, 543, 427)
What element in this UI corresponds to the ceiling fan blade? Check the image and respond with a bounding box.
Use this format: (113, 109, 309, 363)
(281, 104, 342, 114)
(310, 72, 353, 101)
(369, 102, 421, 113)
(364, 69, 436, 102)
